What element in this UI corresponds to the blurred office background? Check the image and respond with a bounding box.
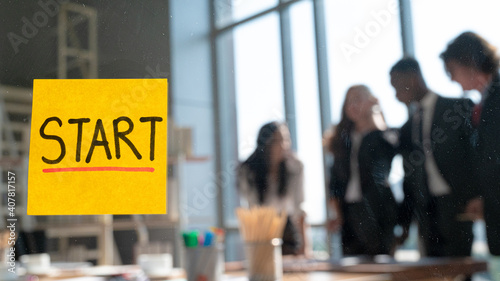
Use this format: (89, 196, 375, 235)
(0, 0, 499, 265)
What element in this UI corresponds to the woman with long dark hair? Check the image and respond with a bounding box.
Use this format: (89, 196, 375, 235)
(237, 121, 306, 255)
(326, 85, 399, 256)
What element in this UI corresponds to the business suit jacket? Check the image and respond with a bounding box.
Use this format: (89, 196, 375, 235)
(329, 129, 399, 255)
(476, 74, 500, 255)
(398, 93, 477, 257)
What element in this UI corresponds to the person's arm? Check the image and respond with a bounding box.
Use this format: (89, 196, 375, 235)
(462, 98, 482, 201)
(455, 98, 482, 220)
(327, 198, 343, 233)
(292, 160, 309, 256)
(326, 159, 345, 234)
(392, 122, 411, 246)
(295, 210, 308, 256)
(394, 182, 412, 246)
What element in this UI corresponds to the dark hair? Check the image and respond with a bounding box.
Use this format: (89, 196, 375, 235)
(390, 57, 423, 76)
(240, 121, 288, 203)
(440, 31, 499, 75)
(327, 86, 365, 161)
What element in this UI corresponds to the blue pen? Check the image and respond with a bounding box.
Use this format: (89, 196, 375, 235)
(203, 231, 214, 247)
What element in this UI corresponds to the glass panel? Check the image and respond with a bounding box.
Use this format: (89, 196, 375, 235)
(214, 0, 278, 29)
(233, 13, 285, 160)
(224, 229, 245, 262)
(324, 0, 405, 127)
(289, 0, 326, 225)
(412, 0, 500, 101)
(0, 0, 206, 269)
(220, 13, 284, 229)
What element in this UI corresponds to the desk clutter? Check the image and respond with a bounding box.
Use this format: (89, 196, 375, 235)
(0, 220, 488, 281)
(0, 252, 488, 281)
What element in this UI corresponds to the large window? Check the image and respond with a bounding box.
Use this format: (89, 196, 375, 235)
(215, 0, 278, 28)
(289, 0, 325, 225)
(218, 12, 285, 231)
(412, 0, 500, 102)
(289, 0, 329, 255)
(214, 0, 333, 260)
(324, 0, 406, 127)
(233, 13, 285, 160)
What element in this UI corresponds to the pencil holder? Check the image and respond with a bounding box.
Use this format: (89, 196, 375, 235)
(184, 243, 224, 281)
(244, 238, 283, 281)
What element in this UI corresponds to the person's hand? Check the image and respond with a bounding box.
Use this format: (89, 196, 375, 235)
(394, 224, 409, 245)
(327, 216, 343, 233)
(327, 199, 343, 233)
(390, 224, 409, 255)
(460, 197, 483, 221)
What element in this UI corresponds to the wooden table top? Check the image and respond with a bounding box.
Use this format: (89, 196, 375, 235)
(227, 256, 488, 281)
(23, 256, 489, 281)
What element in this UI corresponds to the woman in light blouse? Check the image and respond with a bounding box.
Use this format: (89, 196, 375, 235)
(237, 121, 307, 255)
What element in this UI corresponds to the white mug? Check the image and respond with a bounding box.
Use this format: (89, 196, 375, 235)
(20, 253, 51, 275)
(137, 253, 173, 277)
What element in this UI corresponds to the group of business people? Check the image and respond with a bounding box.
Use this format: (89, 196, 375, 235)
(235, 31, 500, 260)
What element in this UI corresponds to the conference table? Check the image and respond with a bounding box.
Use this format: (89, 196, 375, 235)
(227, 256, 488, 281)
(24, 256, 488, 281)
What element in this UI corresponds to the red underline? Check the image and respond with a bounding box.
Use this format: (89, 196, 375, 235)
(43, 167, 155, 173)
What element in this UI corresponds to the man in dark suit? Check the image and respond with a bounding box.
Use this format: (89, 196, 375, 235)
(476, 73, 500, 255)
(440, 31, 500, 255)
(390, 57, 478, 257)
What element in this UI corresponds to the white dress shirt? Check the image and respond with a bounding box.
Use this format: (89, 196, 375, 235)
(344, 131, 364, 203)
(419, 92, 451, 196)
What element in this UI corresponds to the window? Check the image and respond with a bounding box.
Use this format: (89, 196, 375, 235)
(214, 0, 333, 259)
(215, 0, 278, 28)
(289, 0, 326, 225)
(324, 0, 406, 127)
(233, 13, 285, 160)
(412, 0, 500, 102)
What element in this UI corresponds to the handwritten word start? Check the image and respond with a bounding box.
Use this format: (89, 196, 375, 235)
(40, 116, 163, 164)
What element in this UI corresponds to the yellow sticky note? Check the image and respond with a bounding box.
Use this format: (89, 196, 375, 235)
(28, 79, 168, 215)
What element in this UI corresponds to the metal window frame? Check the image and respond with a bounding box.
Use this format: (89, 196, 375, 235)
(399, 0, 415, 57)
(58, 2, 98, 79)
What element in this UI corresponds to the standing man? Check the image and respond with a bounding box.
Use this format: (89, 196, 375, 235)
(390, 57, 478, 257)
(440, 31, 500, 255)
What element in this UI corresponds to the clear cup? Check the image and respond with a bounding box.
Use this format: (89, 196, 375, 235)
(244, 238, 283, 281)
(184, 244, 224, 281)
